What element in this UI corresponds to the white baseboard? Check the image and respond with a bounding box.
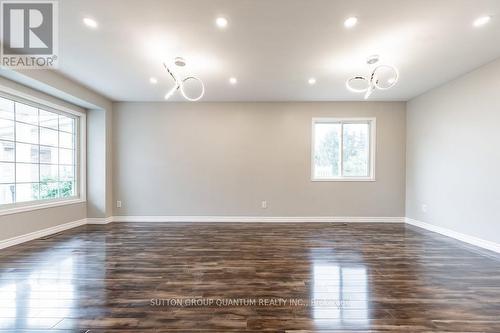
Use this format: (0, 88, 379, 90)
(5, 216, 497, 254)
(0, 215, 403, 250)
(87, 217, 113, 225)
(112, 216, 405, 223)
(405, 218, 500, 254)
(0, 218, 87, 250)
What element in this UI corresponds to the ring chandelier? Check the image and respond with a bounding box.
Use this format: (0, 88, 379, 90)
(163, 57, 205, 102)
(346, 55, 399, 99)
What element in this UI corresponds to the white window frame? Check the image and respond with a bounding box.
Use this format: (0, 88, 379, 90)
(311, 117, 376, 182)
(0, 86, 86, 216)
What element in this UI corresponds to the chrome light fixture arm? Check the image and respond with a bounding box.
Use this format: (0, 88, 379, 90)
(163, 63, 181, 100)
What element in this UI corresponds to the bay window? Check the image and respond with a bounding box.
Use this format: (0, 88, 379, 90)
(0, 93, 84, 210)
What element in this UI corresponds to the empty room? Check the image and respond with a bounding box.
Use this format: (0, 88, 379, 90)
(0, 0, 499, 332)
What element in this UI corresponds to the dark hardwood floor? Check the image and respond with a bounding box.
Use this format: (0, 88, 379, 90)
(0, 222, 499, 332)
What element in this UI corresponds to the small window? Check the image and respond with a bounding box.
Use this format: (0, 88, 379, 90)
(312, 118, 375, 181)
(0, 94, 81, 208)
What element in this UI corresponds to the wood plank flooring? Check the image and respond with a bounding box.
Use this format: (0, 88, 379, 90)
(0, 222, 499, 332)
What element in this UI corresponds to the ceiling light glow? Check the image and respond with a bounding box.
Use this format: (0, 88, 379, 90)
(149, 77, 158, 84)
(216, 17, 228, 28)
(229, 77, 237, 84)
(308, 78, 316, 85)
(83, 17, 98, 28)
(473, 15, 491, 27)
(344, 17, 358, 28)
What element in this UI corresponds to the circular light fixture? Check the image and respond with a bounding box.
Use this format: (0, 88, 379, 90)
(229, 77, 237, 85)
(372, 65, 399, 90)
(344, 17, 358, 28)
(216, 17, 228, 28)
(473, 15, 491, 27)
(83, 17, 98, 28)
(308, 78, 316, 85)
(345, 56, 399, 99)
(346, 76, 369, 93)
(180, 77, 205, 101)
(149, 77, 158, 84)
(163, 61, 205, 102)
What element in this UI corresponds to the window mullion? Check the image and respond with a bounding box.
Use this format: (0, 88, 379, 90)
(57, 115, 60, 198)
(74, 119, 78, 197)
(37, 108, 40, 200)
(367, 123, 371, 178)
(13, 102, 16, 204)
(340, 122, 344, 178)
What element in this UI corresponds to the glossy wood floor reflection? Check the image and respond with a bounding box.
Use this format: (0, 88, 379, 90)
(0, 223, 500, 332)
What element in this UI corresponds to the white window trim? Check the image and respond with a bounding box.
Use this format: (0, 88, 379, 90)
(0, 85, 86, 215)
(0, 198, 86, 217)
(311, 117, 376, 182)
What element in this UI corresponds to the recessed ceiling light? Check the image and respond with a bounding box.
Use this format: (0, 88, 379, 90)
(229, 77, 237, 84)
(83, 17, 98, 29)
(216, 17, 228, 28)
(473, 15, 491, 27)
(344, 17, 358, 28)
(308, 78, 316, 85)
(149, 77, 158, 84)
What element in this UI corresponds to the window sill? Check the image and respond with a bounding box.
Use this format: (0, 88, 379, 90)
(311, 178, 376, 182)
(0, 198, 86, 217)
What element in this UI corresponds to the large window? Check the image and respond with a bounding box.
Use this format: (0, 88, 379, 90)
(0, 94, 81, 208)
(312, 118, 375, 181)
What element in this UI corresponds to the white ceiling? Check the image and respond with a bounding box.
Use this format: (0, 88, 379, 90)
(58, 0, 500, 102)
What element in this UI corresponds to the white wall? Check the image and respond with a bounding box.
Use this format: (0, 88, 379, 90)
(406, 58, 500, 244)
(113, 101, 406, 217)
(0, 204, 86, 241)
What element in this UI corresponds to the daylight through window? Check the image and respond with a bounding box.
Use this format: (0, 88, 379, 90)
(0, 95, 79, 206)
(312, 118, 375, 181)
